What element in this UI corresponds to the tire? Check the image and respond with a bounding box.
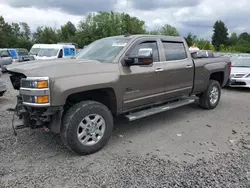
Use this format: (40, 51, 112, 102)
(61, 101, 114, 155)
(199, 80, 221, 110)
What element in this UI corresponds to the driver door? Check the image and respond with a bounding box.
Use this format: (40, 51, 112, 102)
(119, 38, 166, 111)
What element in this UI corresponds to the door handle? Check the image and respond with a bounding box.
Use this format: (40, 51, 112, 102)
(186, 65, 193, 69)
(155, 68, 164, 72)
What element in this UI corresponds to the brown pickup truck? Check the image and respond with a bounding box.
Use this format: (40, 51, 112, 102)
(7, 35, 231, 155)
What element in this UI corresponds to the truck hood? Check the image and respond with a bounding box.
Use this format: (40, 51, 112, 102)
(6, 59, 119, 78)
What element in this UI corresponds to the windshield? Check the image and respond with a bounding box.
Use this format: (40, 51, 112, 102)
(37, 48, 59, 57)
(17, 49, 28, 56)
(74, 37, 130, 62)
(29, 48, 41, 55)
(231, 57, 250, 67)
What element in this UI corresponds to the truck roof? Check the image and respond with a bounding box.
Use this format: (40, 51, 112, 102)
(104, 34, 185, 42)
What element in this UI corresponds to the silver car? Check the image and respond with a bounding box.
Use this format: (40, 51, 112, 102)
(0, 49, 13, 72)
(229, 57, 250, 88)
(0, 69, 7, 96)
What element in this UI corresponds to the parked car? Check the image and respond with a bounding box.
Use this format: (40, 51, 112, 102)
(35, 44, 76, 60)
(228, 56, 250, 88)
(7, 35, 231, 155)
(0, 69, 7, 96)
(16, 48, 32, 62)
(0, 49, 13, 72)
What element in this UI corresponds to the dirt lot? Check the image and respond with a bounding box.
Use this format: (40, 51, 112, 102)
(0, 73, 250, 188)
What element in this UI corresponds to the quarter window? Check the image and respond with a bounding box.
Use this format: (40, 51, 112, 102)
(162, 42, 187, 61)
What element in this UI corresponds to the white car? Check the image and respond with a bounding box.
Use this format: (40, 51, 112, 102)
(229, 57, 250, 88)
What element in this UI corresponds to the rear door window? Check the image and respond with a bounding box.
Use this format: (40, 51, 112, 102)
(162, 42, 187, 61)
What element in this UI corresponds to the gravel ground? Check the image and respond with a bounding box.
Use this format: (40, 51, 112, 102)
(1, 73, 250, 188)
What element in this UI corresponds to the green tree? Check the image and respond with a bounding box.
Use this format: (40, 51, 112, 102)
(238, 32, 250, 42)
(19, 22, 31, 39)
(185, 32, 198, 46)
(149, 24, 179, 36)
(0, 16, 13, 47)
(76, 12, 146, 47)
(212, 20, 229, 51)
(58, 21, 76, 42)
(33, 26, 58, 44)
(228, 32, 238, 45)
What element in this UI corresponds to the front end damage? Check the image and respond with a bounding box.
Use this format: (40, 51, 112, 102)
(10, 72, 63, 133)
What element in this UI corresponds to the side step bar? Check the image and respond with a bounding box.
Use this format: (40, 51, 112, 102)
(125, 98, 196, 121)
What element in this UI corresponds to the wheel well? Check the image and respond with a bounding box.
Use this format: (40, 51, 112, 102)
(210, 72, 224, 86)
(65, 88, 117, 115)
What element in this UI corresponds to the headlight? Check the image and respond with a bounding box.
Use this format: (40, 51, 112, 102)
(21, 77, 49, 89)
(20, 77, 50, 106)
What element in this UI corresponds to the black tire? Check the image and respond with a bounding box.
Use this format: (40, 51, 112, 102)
(199, 80, 221, 110)
(61, 101, 113, 155)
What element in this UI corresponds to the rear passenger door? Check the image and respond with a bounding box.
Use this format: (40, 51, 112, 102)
(160, 40, 194, 99)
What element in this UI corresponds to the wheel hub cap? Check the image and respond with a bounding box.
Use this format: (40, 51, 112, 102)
(77, 114, 106, 146)
(210, 86, 219, 105)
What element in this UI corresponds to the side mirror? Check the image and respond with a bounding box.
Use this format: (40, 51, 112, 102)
(124, 48, 153, 66)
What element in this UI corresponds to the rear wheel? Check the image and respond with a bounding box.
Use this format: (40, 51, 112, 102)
(199, 80, 221, 110)
(61, 101, 113, 155)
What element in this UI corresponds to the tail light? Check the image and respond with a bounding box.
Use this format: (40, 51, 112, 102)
(229, 62, 232, 73)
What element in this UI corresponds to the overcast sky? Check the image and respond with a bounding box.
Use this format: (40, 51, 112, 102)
(0, 0, 249, 39)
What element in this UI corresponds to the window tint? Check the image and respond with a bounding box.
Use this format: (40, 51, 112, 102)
(162, 42, 187, 61)
(129, 41, 159, 62)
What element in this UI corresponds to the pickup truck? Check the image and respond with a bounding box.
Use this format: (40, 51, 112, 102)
(6, 35, 231, 155)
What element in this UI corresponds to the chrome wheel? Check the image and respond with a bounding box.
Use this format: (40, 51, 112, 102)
(77, 114, 106, 146)
(209, 86, 219, 105)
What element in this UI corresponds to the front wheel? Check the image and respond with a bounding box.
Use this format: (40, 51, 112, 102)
(61, 101, 114, 155)
(199, 80, 221, 110)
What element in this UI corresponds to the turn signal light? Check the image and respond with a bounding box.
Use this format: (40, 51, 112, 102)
(37, 80, 48, 88)
(37, 96, 49, 104)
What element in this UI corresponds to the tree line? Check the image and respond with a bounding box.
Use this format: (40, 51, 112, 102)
(0, 12, 250, 53)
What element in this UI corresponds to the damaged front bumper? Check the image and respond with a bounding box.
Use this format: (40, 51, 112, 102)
(14, 95, 64, 133)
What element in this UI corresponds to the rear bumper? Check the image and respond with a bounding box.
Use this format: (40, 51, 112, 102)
(15, 95, 64, 133)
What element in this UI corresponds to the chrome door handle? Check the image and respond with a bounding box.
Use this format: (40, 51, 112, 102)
(155, 68, 164, 72)
(186, 65, 193, 69)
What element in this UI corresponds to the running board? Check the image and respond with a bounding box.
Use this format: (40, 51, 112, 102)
(125, 98, 195, 121)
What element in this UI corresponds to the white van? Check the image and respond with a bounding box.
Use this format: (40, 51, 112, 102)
(29, 44, 46, 59)
(35, 44, 76, 60)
